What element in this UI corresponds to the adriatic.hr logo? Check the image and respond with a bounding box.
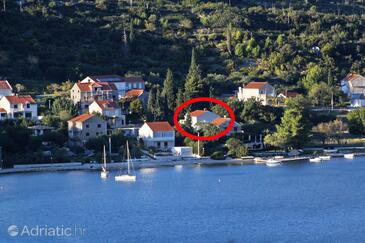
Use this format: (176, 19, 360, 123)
(7, 224, 86, 237)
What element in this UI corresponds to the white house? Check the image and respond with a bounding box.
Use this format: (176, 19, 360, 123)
(188, 109, 221, 127)
(237, 81, 275, 105)
(211, 117, 242, 135)
(89, 100, 126, 128)
(341, 73, 365, 107)
(68, 113, 107, 142)
(0, 80, 13, 98)
(80, 75, 145, 98)
(139, 121, 175, 150)
(0, 95, 37, 120)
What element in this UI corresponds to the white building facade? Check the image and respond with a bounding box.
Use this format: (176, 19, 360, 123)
(237, 81, 275, 105)
(341, 73, 365, 107)
(139, 122, 175, 150)
(0, 95, 37, 120)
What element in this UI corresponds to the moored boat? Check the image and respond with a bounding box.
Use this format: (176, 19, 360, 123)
(319, 155, 331, 160)
(115, 141, 136, 182)
(344, 154, 355, 159)
(266, 159, 281, 167)
(310, 157, 322, 163)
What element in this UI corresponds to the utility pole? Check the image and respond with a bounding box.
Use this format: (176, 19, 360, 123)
(197, 132, 200, 158)
(108, 136, 112, 163)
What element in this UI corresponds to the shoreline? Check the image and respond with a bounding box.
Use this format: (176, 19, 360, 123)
(0, 156, 311, 175)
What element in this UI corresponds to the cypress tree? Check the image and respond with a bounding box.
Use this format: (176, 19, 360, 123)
(184, 48, 203, 101)
(147, 88, 155, 115)
(154, 89, 164, 120)
(162, 68, 175, 113)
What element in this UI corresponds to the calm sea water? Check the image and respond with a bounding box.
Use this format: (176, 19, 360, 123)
(1, 157, 365, 243)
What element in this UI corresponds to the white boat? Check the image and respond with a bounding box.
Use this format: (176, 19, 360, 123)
(344, 154, 355, 159)
(100, 146, 109, 179)
(115, 141, 136, 182)
(319, 156, 331, 160)
(309, 157, 322, 163)
(266, 159, 281, 167)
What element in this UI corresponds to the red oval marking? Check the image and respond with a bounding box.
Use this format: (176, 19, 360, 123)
(173, 97, 235, 141)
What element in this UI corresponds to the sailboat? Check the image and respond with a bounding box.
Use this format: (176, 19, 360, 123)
(115, 141, 136, 182)
(100, 145, 109, 179)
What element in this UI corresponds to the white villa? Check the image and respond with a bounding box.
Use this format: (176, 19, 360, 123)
(80, 75, 145, 98)
(237, 81, 275, 105)
(138, 121, 175, 150)
(341, 73, 365, 107)
(70, 81, 118, 112)
(89, 100, 126, 128)
(188, 109, 220, 127)
(0, 95, 37, 120)
(0, 80, 13, 98)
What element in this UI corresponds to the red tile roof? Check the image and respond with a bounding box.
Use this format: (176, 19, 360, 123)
(190, 110, 208, 117)
(145, 121, 174, 132)
(280, 91, 299, 98)
(0, 80, 12, 90)
(343, 73, 364, 82)
(76, 82, 117, 92)
(5, 95, 35, 104)
(68, 113, 95, 123)
(124, 89, 144, 98)
(211, 117, 229, 126)
(243, 82, 268, 89)
(0, 108, 6, 112)
(94, 100, 119, 110)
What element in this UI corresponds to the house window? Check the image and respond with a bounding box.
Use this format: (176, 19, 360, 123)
(85, 104, 89, 109)
(97, 124, 101, 128)
(25, 112, 32, 118)
(86, 133, 90, 136)
(86, 124, 89, 128)
(14, 104, 18, 109)
(157, 142, 161, 147)
(26, 104, 30, 108)
(164, 142, 168, 147)
(96, 132, 99, 136)
(234, 127, 237, 131)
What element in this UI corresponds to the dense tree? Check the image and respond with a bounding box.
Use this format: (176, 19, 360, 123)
(265, 108, 310, 150)
(312, 119, 348, 145)
(51, 97, 77, 119)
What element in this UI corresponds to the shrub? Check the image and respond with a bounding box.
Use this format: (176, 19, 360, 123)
(211, 151, 225, 160)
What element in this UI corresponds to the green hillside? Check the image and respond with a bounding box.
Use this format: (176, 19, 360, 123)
(0, 0, 364, 92)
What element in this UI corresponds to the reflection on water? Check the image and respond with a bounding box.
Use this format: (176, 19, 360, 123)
(1, 157, 365, 242)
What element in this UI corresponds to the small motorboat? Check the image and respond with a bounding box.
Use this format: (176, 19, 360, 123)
(309, 157, 322, 163)
(319, 156, 331, 160)
(344, 154, 355, 159)
(266, 159, 281, 167)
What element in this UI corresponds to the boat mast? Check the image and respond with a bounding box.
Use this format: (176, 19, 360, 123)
(126, 140, 131, 174)
(103, 145, 107, 169)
